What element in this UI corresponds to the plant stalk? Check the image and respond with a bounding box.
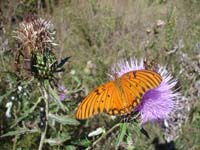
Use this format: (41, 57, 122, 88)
(38, 86, 49, 150)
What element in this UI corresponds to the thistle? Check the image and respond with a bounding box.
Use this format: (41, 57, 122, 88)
(10, 16, 70, 150)
(13, 15, 69, 81)
(110, 58, 180, 124)
(13, 15, 56, 54)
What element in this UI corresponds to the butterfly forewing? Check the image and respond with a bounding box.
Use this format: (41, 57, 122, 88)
(76, 70, 162, 120)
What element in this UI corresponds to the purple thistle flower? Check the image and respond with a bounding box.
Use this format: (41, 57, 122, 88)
(59, 93, 67, 101)
(58, 85, 68, 101)
(110, 58, 180, 124)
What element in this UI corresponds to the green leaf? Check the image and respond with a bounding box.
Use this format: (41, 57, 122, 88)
(11, 97, 42, 128)
(48, 113, 80, 126)
(116, 123, 127, 148)
(65, 145, 77, 150)
(45, 137, 71, 146)
(71, 138, 92, 147)
(126, 133, 135, 150)
(131, 121, 142, 134)
(0, 128, 39, 137)
(45, 132, 71, 146)
(0, 90, 14, 104)
(47, 82, 66, 112)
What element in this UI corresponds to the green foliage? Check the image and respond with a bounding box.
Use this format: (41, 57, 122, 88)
(0, 0, 200, 150)
(116, 123, 127, 148)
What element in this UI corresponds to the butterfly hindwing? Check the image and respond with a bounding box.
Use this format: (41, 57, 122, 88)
(76, 82, 118, 119)
(120, 70, 162, 111)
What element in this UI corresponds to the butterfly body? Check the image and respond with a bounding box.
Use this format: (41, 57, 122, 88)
(76, 70, 162, 120)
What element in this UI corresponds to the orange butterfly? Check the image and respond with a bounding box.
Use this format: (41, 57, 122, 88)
(76, 70, 162, 119)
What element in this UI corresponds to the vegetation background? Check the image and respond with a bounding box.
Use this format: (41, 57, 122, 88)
(0, 0, 200, 149)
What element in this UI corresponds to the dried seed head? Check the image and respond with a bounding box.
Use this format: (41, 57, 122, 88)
(13, 15, 57, 54)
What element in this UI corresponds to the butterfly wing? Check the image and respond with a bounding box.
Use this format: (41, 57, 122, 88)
(76, 70, 162, 120)
(119, 70, 162, 110)
(76, 81, 125, 119)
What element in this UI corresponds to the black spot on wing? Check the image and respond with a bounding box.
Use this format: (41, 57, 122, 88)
(125, 79, 145, 97)
(133, 71, 137, 78)
(106, 85, 116, 113)
(142, 87, 146, 93)
(96, 88, 107, 114)
(94, 89, 101, 95)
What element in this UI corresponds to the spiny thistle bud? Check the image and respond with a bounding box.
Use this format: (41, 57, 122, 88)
(13, 15, 69, 81)
(30, 48, 58, 80)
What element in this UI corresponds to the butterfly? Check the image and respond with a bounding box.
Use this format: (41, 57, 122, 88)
(76, 70, 162, 120)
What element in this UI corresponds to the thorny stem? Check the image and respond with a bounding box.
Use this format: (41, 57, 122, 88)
(38, 86, 49, 150)
(92, 123, 121, 147)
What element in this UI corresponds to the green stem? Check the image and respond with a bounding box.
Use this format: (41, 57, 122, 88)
(38, 86, 49, 150)
(92, 123, 121, 147)
(12, 135, 18, 150)
(0, 51, 6, 71)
